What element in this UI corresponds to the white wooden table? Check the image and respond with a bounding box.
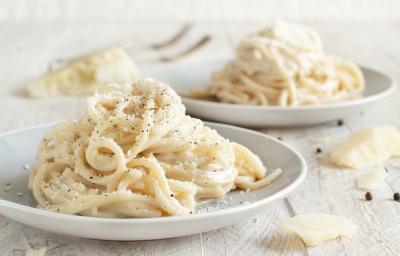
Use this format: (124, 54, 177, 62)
(1, 19, 400, 256)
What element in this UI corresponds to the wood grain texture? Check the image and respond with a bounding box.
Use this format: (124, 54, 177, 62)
(0, 18, 400, 256)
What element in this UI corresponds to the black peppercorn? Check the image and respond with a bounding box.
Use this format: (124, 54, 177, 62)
(365, 192, 373, 201)
(394, 192, 400, 202)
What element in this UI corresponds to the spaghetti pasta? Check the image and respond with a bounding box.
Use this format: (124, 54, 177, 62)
(194, 20, 365, 106)
(29, 79, 281, 217)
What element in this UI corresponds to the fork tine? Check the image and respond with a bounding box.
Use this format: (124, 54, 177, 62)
(160, 35, 211, 62)
(120, 23, 193, 52)
(150, 23, 193, 50)
(47, 24, 198, 69)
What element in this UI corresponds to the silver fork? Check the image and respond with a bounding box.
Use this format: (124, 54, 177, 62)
(159, 35, 211, 62)
(115, 23, 193, 53)
(49, 24, 211, 70)
(121, 24, 211, 62)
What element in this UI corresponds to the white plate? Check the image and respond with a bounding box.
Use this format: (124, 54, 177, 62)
(0, 122, 306, 241)
(145, 59, 397, 127)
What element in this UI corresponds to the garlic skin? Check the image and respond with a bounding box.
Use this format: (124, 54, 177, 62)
(279, 213, 357, 247)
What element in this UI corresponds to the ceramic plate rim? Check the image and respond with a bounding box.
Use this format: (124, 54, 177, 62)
(0, 122, 307, 224)
(181, 64, 397, 111)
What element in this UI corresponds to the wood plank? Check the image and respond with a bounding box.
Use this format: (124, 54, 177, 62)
(201, 200, 306, 256)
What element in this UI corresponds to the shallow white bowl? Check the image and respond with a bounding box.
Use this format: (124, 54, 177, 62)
(0, 122, 306, 241)
(146, 59, 397, 127)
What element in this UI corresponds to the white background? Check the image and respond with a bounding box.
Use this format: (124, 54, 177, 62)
(1, 0, 400, 22)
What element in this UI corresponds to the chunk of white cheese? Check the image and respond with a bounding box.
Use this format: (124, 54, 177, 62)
(330, 126, 400, 169)
(27, 48, 139, 98)
(356, 166, 387, 190)
(25, 247, 47, 256)
(279, 214, 357, 247)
